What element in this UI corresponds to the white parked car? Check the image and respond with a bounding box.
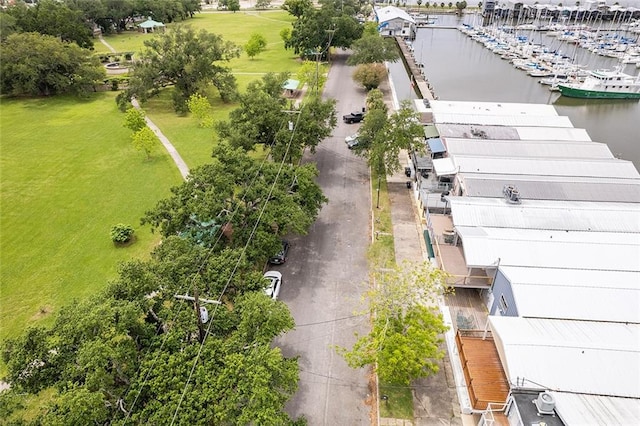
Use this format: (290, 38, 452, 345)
(345, 133, 359, 144)
(263, 270, 282, 300)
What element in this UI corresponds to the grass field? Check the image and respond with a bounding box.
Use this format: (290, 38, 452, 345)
(1, 11, 304, 343)
(0, 94, 182, 341)
(96, 11, 301, 169)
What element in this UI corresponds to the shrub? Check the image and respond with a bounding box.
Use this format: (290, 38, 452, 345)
(110, 223, 134, 244)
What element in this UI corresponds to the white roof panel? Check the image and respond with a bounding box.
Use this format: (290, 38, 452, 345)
(444, 138, 613, 159)
(549, 392, 640, 426)
(448, 197, 640, 233)
(375, 6, 415, 23)
(452, 155, 639, 179)
(428, 100, 558, 116)
(500, 266, 640, 290)
(512, 283, 640, 323)
(434, 113, 573, 128)
(456, 227, 640, 270)
(432, 157, 457, 175)
(516, 126, 592, 141)
(489, 316, 640, 397)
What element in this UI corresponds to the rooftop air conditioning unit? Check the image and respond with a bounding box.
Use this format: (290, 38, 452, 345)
(503, 185, 521, 204)
(534, 391, 556, 415)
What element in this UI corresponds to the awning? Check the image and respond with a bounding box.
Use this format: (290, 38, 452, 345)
(423, 125, 439, 139)
(427, 137, 446, 154)
(433, 158, 457, 176)
(283, 79, 300, 90)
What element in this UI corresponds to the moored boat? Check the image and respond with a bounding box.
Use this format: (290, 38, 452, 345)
(557, 68, 640, 99)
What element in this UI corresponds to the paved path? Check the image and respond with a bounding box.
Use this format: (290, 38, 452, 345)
(381, 66, 465, 426)
(131, 98, 190, 180)
(98, 34, 116, 53)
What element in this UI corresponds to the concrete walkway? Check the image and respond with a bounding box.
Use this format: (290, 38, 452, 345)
(130, 98, 190, 180)
(381, 68, 465, 426)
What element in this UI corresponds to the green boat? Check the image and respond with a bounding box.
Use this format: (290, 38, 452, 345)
(558, 68, 640, 100)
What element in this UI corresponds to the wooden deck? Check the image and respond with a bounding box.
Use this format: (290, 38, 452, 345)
(455, 331, 510, 411)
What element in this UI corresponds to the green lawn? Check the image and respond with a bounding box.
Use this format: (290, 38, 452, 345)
(1, 10, 304, 343)
(379, 382, 414, 419)
(0, 93, 182, 341)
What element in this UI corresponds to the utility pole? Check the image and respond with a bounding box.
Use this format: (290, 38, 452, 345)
(314, 50, 321, 96)
(192, 285, 205, 343)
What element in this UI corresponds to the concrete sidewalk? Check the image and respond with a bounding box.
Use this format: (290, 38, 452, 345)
(379, 76, 466, 426)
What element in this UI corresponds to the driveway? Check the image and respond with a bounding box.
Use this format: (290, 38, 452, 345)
(274, 51, 373, 425)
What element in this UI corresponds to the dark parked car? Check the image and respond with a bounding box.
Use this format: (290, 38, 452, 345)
(269, 240, 290, 265)
(342, 111, 365, 124)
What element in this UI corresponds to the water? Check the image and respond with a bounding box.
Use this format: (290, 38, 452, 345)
(389, 14, 640, 168)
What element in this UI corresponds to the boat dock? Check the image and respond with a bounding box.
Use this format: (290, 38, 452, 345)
(395, 36, 436, 102)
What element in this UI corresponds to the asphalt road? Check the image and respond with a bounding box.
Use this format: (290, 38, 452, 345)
(274, 51, 373, 425)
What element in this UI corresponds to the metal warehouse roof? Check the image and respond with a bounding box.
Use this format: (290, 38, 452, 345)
(448, 197, 640, 233)
(489, 317, 640, 398)
(433, 113, 574, 128)
(375, 6, 415, 23)
(443, 138, 613, 159)
(511, 282, 640, 323)
(500, 266, 640, 323)
(452, 155, 639, 179)
(455, 227, 640, 270)
(549, 392, 640, 426)
(428, 100, 559, 116)
(459, 174, 640, 203)
(515, 126, 592, 141)
(435, 123, 521, 140)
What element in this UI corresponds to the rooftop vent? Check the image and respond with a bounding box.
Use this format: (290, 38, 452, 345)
(534, 391, 556, 415)
(503, 185, 521, 204)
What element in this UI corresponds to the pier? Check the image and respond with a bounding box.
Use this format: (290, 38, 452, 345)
(395, 36, 436, 102)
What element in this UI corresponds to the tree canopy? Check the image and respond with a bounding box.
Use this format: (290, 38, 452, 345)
(117, 26, 240, 112)
(284, 1, 363, 59)
(1, 142, 324, 423)
(339, 261, 449, 385)
(346, 34, 400, 66)
(351, 93, 424, 176)
(215, 73, 337, 164)
(0, 32, 105, 97)
(5, 0, 94, 48)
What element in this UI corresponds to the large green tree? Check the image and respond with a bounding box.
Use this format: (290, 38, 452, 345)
(0, 32, 105, 97)
(346, 34, 400, 65)
(285, 3, 363, 58)
(142, 142, 327, 264)
(118, 26, 240, 112)
(216, 73, 337, 164)
(352, 94, 424, 176)
(339, 262, 449, 385)
(5, 0, 94, 48)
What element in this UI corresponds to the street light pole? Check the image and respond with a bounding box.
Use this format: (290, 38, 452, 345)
(376, 175, 381, 209)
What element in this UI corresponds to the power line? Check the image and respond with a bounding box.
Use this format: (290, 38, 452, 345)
(170, 99, 308, 425)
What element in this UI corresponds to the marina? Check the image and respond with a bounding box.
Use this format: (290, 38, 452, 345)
(389, 13, 640, 167)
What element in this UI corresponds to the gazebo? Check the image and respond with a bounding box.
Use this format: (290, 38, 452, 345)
(139, 18, 165, 33)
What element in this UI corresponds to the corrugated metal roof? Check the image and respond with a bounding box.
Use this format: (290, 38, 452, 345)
(452, 155, 639, 179)
(429, 100, 559, 116)
(500, 266, 640, 289)
(500, 266, 640, 323)
(549, 392, 640, 425)
(516, 126, 592, 141)
(459, 174, 640, 203)
(444, 138, 613, 159)
(511, 283, 640, 323)
(434, 113, 574, 128)
(455, 227, 640, 270)
(489, 317, 640, 398)
(427, 138, 446, 154)
(375, 6, 415, 23)
(423, 125, 439, 139)
(435, 123, 521, 140)
(448, 198, 640, 232)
